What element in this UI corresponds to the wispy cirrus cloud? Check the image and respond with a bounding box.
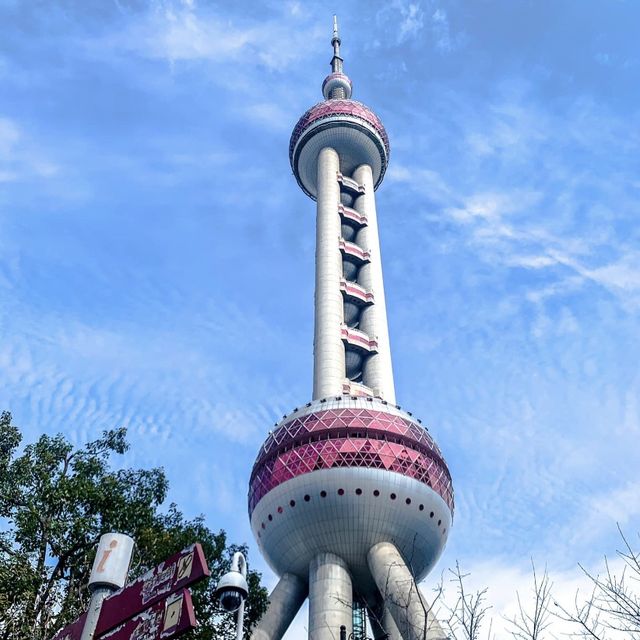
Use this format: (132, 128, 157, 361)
(387, 75, 640, 309)
(93, 1, 324, 71)
(374, 0, 465, 51)
(0, 116, 60, 183)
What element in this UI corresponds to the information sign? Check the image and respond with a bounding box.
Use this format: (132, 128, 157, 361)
(95, 543, 209, 637)
(49, 612, 87, 640)
(98, 589, 196, 640)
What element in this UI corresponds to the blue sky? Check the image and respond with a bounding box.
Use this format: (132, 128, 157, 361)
(1, 0, 639, 635)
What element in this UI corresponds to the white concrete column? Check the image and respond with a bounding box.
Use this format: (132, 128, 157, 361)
(352, 164, 396, 403)
(368, 542, 447, 640)
(313, 147, 345, 400)
(309, 553, 353, 640)
(368, 601, 403, 640)
(252, 573, 308, 640)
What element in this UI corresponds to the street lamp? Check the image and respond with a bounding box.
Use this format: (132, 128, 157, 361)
(214, 551, 249, 640)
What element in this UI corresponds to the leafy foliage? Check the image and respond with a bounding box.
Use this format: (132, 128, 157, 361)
(0, 411, 267, 640)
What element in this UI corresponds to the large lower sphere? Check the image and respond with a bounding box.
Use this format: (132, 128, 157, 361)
(248, 397, 454, 597)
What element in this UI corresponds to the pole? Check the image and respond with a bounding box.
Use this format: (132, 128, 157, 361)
(236, 599, 245, 640)
(340, 625, 347, 640)
(80, 533, 134, 640)
(80, 587, 112, 640)
(231, 551, 248, 640)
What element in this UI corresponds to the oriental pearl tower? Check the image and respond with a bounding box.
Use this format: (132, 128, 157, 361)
(249, 18, 453, 640)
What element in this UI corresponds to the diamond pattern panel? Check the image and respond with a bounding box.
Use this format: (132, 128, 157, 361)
(259, 408, 445, 459)
(249, 408, 454, 515)
(289, 99, 390, 161)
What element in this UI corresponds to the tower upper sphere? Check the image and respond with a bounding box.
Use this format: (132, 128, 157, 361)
(289, 17, 390, 200)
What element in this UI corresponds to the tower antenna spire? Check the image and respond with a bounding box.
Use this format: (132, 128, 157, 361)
(331, 14, 343, 74)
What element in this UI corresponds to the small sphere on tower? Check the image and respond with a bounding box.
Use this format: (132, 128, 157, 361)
(322, 72, 353, 99)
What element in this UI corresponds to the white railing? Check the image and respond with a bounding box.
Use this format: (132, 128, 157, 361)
(339, 238, 371, 262)
(340, 324, 378, 352)
(340, 279, 374, 304)
(337, 172, 365, 194)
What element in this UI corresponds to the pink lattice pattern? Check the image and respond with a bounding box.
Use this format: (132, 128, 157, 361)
(249, 436, 453, 514)
(289, 99, 390, 161)
(249, 408, 453, 514)
(258, 408, 445, 459)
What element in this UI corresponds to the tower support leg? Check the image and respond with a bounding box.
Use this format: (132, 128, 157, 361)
(309, 552, 353, 639)
(252, 573, 307, 640)
(368, 598, 404, 640)
(368, 542, 447, 640)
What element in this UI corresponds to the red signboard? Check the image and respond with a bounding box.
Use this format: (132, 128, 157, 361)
(49, 612, 87, 640)
(95, 543, 209, 637)
(97, 589, 196, 640)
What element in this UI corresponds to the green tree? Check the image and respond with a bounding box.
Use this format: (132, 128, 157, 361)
(0, 411, 268, 640)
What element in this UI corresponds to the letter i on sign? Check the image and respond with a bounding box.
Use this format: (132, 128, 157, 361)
(96, 539, 118, 573)
(89, 532, 134, 591)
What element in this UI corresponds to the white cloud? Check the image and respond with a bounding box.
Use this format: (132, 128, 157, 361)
(243, 102, 291, 131)
(398, 2, 424, 42)
(287, 2, 302, 18)
(432, 555, 632, 639)
(555, 482, 640, 554)
(408, 173, 640, 309)
(275, 555, 634, 639)
(98, 1, 323, 71)
(504, 254, 558, 269)
(387, 163, 453, 205)
(0, 115, 60, 183)
(0, 169, 18, 183)
(431, 8, 453, 53)
(586, 254, 640, 293)
(0, 308, 288, 449)
(444, 190, 542, 227)
(376, 0, 426, 45)
(0, 116, 20, 154)
(466, 132, 495, 157)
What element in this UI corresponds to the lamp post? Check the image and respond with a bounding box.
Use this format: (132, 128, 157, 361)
(214, 551, 249, 640)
